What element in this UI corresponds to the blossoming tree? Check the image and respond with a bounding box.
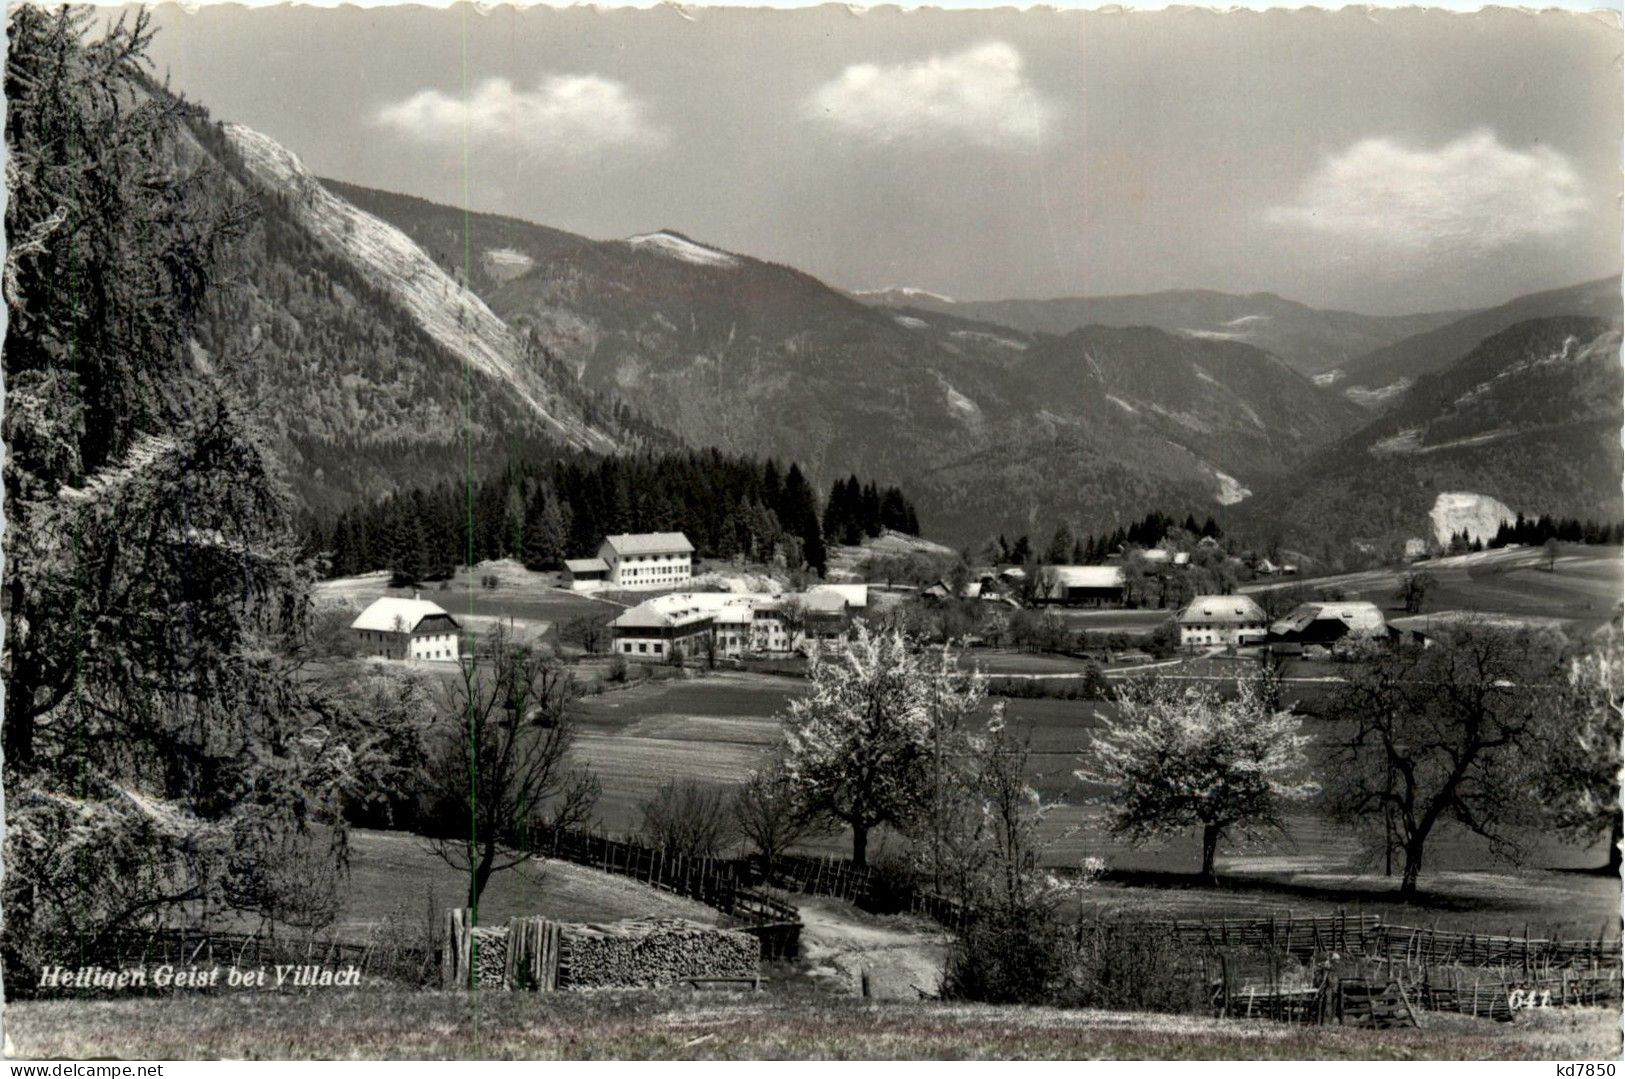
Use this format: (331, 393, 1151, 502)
(1082, 675, 1317, 881)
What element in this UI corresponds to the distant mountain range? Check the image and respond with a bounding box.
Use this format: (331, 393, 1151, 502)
(1318, 276, 1623, 407)
(326, 178, 1364, 543)
(166, 103, 1618, 557)
(1240, 315, 1623, 558)
(855, 287, 1467, 378)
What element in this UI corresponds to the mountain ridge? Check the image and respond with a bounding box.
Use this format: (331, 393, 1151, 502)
(326, 176, 1365, 544)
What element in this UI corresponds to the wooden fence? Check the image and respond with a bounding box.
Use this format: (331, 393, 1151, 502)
(1166, 912, 1619, 974)
(532, 827, 801, 958)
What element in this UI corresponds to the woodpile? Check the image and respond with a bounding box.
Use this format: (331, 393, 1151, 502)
(470, 927, 508, 988)
(559, 919, 759, 989)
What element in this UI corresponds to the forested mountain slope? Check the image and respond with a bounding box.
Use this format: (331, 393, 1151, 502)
(1240, 316, 1623, 559)
(177, 116, 658, 513)
(330, 180, 1363, 543)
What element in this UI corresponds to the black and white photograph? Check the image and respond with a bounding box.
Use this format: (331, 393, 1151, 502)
(2, 0, 1622, 1062)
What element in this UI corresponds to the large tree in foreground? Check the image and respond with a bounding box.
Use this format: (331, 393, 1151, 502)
(1084, 675, 1317, 881)
(1323, 624, 1566, 898)
(780, 625, 937, 867)
(4, 7, 360, 981)
(425, 636, 599, 911)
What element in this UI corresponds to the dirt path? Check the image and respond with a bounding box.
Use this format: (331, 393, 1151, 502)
(792, 895, 950, 1001)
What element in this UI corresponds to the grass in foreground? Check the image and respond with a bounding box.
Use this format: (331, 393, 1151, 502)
(11, 989, 1620, 1060)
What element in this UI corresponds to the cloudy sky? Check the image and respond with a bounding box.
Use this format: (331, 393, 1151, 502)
(134, 4, 1620, 314)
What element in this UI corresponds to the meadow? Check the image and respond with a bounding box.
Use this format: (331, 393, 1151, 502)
(567, 667, 1616, 933)
(1244, 545, 1624, 635)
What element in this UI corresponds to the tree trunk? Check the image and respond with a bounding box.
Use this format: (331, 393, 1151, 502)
(1399, 841, 1424, 898)
(470, 846, 497, 913)
(852, 823, 870, 870)
(1200, 823, 1222, 882)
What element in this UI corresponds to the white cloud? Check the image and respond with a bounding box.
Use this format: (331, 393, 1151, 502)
(376, 75, 665, 157)
(803, 42, 1053, 149)
(1267, 130, 1586, 255)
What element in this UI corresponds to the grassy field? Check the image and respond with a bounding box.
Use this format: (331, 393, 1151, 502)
(12, 989, 1617, 1059)
(331, 829, 721, 944)
(565, 668, 1616, 932)
(316, 562, 619, 630)
(1244, 544, 1623, 634)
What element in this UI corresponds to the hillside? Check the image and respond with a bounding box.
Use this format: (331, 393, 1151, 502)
(1329, 276, 1621, 407)
(175, 115, 658, 513)
(1242, 316, 1623, 558)
(858, 288, 1466, 378)
(326, 181, 1362, 543)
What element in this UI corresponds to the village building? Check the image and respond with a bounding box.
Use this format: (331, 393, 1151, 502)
(350, 595, 462, 662)
(609, 593, 719, 659)
(1038, 565, 1126, 607)
(597, 532, 694, 591)
(1175, 594, 1269, 649)
(800, 584, 869, 644)
(609, 584, 868, 659)
(922, 578, 981, 602)
(750, 599, 794, 654)
(1268, 601, 1388, 646)
(563, 557, 610, 591)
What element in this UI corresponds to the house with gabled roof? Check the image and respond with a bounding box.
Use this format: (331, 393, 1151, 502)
(350, 595, 461, 662)
(1175, 594, 1268, 650)
(564, 556, 610, 591)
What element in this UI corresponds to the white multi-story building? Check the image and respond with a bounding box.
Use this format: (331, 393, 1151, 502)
(350, 595, 462, 662)
(1175, 594, 1268, 650)
(608, 586, 868, 659)
(597, 532, 694, 591)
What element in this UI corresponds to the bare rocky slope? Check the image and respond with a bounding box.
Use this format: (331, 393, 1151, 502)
(178, 114, 654, 513)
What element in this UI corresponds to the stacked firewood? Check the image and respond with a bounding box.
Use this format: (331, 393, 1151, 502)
(559, 919, 758, 989)
(469, 926, 509, 987)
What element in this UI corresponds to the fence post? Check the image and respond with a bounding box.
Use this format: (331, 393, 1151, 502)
(442, 908, 472, 990)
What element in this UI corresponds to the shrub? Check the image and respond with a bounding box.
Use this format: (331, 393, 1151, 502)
(856, 849, 923, 914)
(606, 654, 629, 683)
(1065, 919, 1209, 1013)
(639, 778, 735, 858)
(940, 902, 1077, 1005)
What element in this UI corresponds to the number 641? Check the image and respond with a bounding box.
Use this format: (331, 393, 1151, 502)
(1508, 988, 1552, 1009)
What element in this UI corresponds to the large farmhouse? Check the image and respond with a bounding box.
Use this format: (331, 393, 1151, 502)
(1175, 594, 1268, 649)
(799, 584, 869, 644)
(597, 532, 694, 590)
(350, 596, 461, 662)
(1039, 565, 1126, 606)
(609, 593, 723, 660)
(1268, 601, 1388, 646)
